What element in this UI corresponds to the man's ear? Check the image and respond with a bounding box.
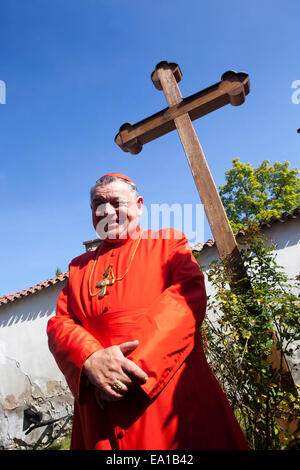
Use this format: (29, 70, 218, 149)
(136, 196, 144, 216)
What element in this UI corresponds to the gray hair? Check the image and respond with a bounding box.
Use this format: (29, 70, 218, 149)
(90, 175, 139, 201)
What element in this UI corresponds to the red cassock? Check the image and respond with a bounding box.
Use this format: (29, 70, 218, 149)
(47, 228, 249, 450)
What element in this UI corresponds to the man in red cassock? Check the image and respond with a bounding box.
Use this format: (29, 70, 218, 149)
(47, 173, 249, 450)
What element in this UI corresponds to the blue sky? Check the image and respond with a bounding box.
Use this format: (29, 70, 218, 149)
(0, 0, 299, 296)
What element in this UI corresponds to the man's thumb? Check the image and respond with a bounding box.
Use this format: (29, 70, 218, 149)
(119, 340, 139, 356)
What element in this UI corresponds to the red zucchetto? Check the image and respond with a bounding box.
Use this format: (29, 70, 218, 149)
(96, 173, 134, 183)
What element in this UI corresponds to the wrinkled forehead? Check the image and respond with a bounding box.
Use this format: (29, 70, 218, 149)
(91, 181, 134, 201)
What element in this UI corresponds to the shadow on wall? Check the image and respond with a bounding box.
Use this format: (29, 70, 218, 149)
(22, 407, 72, 450)
(0, 281, 67, 329)
(261, 221, 300, 251)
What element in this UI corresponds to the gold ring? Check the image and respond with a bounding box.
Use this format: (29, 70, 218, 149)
(111, 380, 123, 392)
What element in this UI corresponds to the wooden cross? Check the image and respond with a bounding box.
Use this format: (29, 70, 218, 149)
(115, 61, 249, 266)
(114, 61, 298, 421)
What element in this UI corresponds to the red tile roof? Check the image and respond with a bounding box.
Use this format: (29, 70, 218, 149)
(0, 272, 69, 307)
(192, 208, 300, 252)
(0, 208, 299, 307)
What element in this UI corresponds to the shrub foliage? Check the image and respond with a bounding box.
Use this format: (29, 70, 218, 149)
(196, 224, 300, 449)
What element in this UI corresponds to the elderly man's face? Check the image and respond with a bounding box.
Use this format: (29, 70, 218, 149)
(91, 181, 143, 241)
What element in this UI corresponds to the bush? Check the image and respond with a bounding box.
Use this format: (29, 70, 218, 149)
(197, 223, 300, 449)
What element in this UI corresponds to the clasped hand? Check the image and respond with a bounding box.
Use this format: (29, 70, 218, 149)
(83, 340, 148, 408)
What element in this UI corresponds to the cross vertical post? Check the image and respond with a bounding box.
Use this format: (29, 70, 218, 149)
(151, 62, 241, 265)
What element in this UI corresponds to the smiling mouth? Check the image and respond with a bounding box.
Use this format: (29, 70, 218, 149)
(106, 220, 119, 226)
(97, 216, 118, 225)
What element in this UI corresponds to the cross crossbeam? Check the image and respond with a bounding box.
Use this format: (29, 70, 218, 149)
(115, 64, 249, 155)
(115, 61, 250, 264)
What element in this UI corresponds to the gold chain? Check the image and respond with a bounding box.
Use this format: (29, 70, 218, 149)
(88, 231, 143, 298)
(88, 242, 104, 297)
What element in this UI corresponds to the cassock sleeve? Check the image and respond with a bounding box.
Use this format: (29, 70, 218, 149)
(47, 279, 103, 400)
(127, 231, 207, 400)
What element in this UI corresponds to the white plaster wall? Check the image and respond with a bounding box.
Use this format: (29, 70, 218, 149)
(262, 219, 300, 284)
(0, 281, 73, 449)
(0, 283, 68, 392)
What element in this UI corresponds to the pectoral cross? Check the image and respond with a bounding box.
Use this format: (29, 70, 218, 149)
(96, 266, 115, 298)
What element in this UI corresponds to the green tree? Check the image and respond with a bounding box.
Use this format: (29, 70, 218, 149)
(219, 158, 300, 232)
